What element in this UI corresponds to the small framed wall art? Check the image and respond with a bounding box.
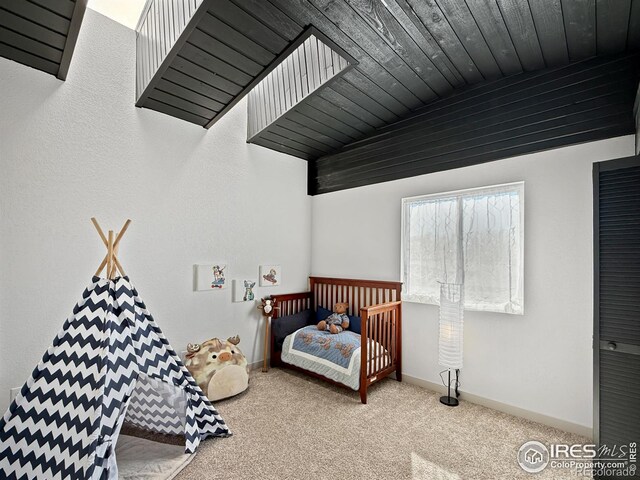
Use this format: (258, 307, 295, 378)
(233, 279, 256, 302)
(259, 265, 281, 287)
(195, 264, 227, 290)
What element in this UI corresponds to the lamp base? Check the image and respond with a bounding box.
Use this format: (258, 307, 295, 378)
(440, 395, 459, 407)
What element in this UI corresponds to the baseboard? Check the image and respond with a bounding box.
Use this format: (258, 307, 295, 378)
(402, 374, 593, 439)
(249, 360, 266, 371)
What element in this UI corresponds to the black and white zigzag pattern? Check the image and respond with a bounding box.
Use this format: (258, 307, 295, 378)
(126, 375, 187, 435)
(0, 276, 229, 480)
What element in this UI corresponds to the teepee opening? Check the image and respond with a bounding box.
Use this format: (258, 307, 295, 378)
(0, 219, 229, 480)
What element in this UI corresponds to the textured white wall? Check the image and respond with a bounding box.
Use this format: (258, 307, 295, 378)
(0, 10, 310, 413)
(311, 136, 635, 429)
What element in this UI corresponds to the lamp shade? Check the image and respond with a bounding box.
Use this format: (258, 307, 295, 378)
(438, 283, 464, 369)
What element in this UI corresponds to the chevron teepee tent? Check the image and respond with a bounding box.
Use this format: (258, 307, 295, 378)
(0, 219, 229, 479)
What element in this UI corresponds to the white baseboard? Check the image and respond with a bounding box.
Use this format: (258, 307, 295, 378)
(402, 374, 592, 439)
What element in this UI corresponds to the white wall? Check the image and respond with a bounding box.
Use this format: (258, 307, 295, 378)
(311, 135, 635, 430)
(0, 10, 310, 413)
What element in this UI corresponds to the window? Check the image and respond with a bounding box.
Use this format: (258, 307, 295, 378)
(401, 182, 524, 314)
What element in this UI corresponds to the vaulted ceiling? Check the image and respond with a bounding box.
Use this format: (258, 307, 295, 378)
(135, 0, 640, 160)
(256, 0, 640, 160)
(1, 0, 637, 194)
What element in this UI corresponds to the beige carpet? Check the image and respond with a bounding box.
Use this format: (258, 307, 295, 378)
(177, 369, 587, 480)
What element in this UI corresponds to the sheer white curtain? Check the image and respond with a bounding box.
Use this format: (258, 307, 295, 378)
(402, 182, 524, 314)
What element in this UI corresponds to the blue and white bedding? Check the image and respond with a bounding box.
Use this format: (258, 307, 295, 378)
(281, 325, 389, 391)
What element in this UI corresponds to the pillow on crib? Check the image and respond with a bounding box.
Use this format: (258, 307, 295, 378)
(348, 314, 361, 334)
(316, 306, 332, 321)
(272, 309, 315, 351)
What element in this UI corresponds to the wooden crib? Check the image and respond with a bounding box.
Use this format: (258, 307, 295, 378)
(270, 276, 402, 404)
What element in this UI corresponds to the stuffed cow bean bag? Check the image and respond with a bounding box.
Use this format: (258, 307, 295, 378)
(185, 335, 249, 401)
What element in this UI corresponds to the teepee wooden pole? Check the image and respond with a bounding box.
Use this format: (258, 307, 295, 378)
(92, 217, 109, 277)
(111, 219, 130, 277)
(110, 240, 123, 279)
(114, 255, 126, 277)
(95, 254, 108, 277)
(113, 219, 131, 248)
(92, 218, 131, 278)
(109, 242, 117, 279)
(107, 230, 114, 280)
(91, 217, 108, 245)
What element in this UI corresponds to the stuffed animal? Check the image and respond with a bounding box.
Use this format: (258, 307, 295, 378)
(185, 335, 249, 401)
(258, 297, 277, 316)
(317, 302, 350, 334)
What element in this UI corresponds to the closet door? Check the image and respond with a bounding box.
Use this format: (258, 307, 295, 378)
(594, 155, 640, 478)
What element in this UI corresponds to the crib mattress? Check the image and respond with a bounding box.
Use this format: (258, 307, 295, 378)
(281, 326, 389, 390)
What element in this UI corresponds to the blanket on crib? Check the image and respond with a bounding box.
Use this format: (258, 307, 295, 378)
(281, 326, 362, 390)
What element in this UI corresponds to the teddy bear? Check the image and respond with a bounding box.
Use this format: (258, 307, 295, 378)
(317, 302, 350, 334)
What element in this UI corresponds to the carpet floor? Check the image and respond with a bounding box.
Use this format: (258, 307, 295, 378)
(177, 369, 587, 480)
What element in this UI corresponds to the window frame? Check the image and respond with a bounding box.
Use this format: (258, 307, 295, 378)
(400, 181, 525, 315)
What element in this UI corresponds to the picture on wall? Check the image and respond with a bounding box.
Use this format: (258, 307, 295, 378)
(233, 279, 256, 302)
(259, 265, 281, 287)
(195, 264, 227, 290)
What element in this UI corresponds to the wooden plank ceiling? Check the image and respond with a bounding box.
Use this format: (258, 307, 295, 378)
(313, 52, 640, 193)
(136, 0, 304, 127)
(0, 0, 87, 80)
(246, 29, 357, 159)
(259, 0, 640, 161)
(635, 83, 640, 155)
(136, 0, 640, 159)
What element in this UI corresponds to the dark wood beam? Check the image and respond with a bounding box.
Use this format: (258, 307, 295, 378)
(310, 52, 640, 195)
(57, 0, 87, 80)
(634, 83, 640, 155)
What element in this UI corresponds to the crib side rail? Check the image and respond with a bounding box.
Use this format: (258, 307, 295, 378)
(360, 301, 402, 386)
(272, 292, 312, 319)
